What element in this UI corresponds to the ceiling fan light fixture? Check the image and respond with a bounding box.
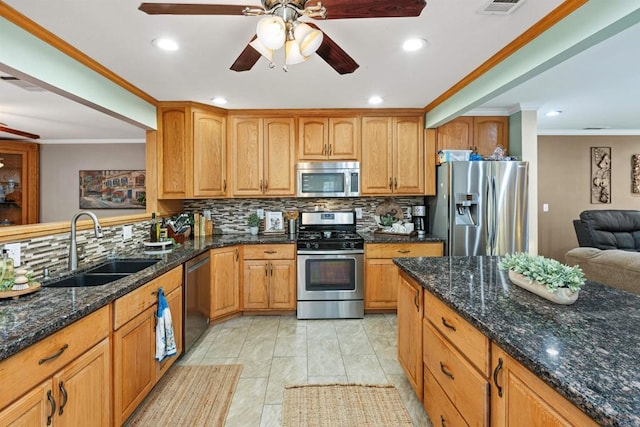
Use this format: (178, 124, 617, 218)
(293, 23, 323, 56)
(151, 37, 179, 51)
(249, 38, 275, 63)
(285, 39, 308, 65)
(256, 16, 286, 50)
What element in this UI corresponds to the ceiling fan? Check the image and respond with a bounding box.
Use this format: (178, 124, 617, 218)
(0, 122, 40, 140)
(138, 0, 427, 74)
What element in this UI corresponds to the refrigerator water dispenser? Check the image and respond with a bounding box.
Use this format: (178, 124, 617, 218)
(454, 193, 478, 226)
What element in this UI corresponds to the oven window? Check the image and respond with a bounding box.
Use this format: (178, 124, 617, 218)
(301, 173, 345, 194)
(305, 258, 355, 291)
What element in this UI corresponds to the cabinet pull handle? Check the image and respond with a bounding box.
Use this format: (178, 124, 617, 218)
(323, 144, 327, 155)
(264, 179, 268, 191)
(329, 144, 332, 155)
(58, 381, 68, 415)
(389, 177, 393, 190)
(440, 362, 455, 380)
(259, 179, 263, 192)
(441, 317, 457, 331)
(493, 357, 504, 397)
(413, 289, 420, 312)
(265, 263, 268, 276)
(264, 250, 277, 254)
(39, 344, 69, 365)
(394, 177, 398, 189)
(270, 263, 273, 276)
(47, 390, 56, 426)
(223, 179, 227, 192)
(440, 415, 446, 427)
(235, 248, 239, 262)
(398, 250, 411, 254)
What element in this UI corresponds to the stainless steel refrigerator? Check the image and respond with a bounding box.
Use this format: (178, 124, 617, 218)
(430, 161, 529, 256)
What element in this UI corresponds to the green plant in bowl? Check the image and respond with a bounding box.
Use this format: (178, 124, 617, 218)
(379, 214, 398, 227)
(247, 213, 260, 227)
(498, 253, 585, 293)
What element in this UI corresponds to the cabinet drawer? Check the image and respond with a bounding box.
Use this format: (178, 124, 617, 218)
(365, 242, 443, 259)
(425, 291, 489, 375)
(423, 321, 489, 427)
(113, 266, 183, 330)
(0, 305, 110, 409)
(424, 367, 469, 427)
(243, 244, 295, 260)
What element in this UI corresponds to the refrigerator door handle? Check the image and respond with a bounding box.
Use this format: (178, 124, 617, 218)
(488, 175, 497, 255)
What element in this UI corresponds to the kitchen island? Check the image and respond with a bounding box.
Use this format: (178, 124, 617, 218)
(393, 256, 640, 426)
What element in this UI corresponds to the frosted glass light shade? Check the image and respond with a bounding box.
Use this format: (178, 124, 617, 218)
(285, 40, 307, 65)
(256, 16, 286, 50)
(293, 23, 323, 56)
(249, 38, 274, 62)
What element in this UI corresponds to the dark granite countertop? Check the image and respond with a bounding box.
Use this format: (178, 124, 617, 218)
(393, 256, 640, 427)
(359, 231, 443, 244)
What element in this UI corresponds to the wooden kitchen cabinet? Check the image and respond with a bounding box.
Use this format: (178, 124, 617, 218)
(436, 116, 509, 159)
(242, 244, 296, 310)
(210, 246, 241, 319)
(491, 344, 598, 427)
(0, 306, 110, 426)
(229, 116, 295, 197)
(0, 140, 39, 226)
(157, 102, 227, 199)
(397, 271, 423, 399)
(298, 116, 360, 161)
(361, 115, 424, 195)
(112, 266, 183, 425)
(364, 242, 443, 310)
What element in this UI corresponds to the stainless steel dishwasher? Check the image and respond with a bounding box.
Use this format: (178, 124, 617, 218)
(183, 252, 211, 353)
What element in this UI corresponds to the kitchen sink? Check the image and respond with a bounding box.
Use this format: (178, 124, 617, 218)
(45, 273, 130, 288)
(84, 259, 160, 274)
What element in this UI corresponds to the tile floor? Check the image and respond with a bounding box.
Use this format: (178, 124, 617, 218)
(178, 314, 432, 426)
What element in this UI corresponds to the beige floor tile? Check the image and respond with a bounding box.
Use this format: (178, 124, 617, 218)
(238, 337, 276, 360)
(265, 356, 308, 404)
(336, 329, 375, 355)
(306, 319, 337, 338)
(274, 334, 308, 357)
(206, 327, 248, 358)
(225, 377, 268, 427)
(342, 354, 388, 384)
(307, 352, 346, 377)
(199, 356, 237, 366)
(307, 336, 341, 357)
(307, 375, 349, 384)
(259, 404, 282, 427)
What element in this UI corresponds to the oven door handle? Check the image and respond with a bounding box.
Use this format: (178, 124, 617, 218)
(297, 250, 364, 256)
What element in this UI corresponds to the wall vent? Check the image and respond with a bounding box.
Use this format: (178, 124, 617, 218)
(0, 76, 46, 92)
(478, 0, 525, 15)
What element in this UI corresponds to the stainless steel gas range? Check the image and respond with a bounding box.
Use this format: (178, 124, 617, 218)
(296, 211, 364, 319)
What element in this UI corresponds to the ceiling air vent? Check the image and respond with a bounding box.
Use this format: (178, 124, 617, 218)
(0, 76, 46, 92)
(479, 0, 525, 15)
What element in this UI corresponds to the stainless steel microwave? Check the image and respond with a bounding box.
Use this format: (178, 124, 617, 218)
(296, 162, 360, 197)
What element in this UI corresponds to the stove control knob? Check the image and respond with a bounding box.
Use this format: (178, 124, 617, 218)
(305, 242, 311, 249)
(350, 242, 355, 249)
(313, 243, 319, 249)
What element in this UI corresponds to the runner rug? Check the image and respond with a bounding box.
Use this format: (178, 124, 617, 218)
(282, 383, 413, 427)
(127, 364, 242, 426)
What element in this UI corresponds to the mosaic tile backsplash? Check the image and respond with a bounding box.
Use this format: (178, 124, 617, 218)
(6, 196, 426, 279)
(183, 196, 427, 233)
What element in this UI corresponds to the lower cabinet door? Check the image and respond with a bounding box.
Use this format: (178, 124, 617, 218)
(113, 305, 156, 425)
(0, 381, 50, 426)
(365, 258, 399, 309)
(397, 273, 423, 399)
(54, 338, 111, 427)
(424, 367, 469, 427)
(268, 259, 296, 309)
(243, 260, 269, 309)
(157, 287, 183, 379)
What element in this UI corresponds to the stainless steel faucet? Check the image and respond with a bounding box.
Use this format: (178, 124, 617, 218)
(69, 211, 103, 271)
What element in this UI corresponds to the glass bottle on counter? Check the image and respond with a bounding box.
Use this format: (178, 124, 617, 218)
(149, 212, 158, 242)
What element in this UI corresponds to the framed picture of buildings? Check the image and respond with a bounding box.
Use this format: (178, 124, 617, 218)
(590, 147, 611, 204)
(79, 170, 146, 209)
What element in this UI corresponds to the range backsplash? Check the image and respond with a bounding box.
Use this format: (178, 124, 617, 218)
(183, 196, 426, 233)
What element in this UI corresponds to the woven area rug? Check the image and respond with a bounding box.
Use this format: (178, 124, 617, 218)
(127, 364, 242, 426)
(282, 384, 413, 427)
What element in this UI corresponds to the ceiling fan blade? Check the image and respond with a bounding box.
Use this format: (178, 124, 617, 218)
(0, 126, 40, 140)
(138, 3, 254, 15)
(307, 24, 358, 75)
(316, 0, 426, 19)
(230, 36, 262, 72)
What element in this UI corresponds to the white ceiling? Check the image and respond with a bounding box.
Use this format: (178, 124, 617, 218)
(1, 0, 639, 141)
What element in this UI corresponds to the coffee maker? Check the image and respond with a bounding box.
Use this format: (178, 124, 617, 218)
(412, 205, 427, 237)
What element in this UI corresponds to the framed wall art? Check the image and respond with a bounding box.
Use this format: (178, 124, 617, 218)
(79, 170, 146, 209)
(264, 211, 284, 233)
(633, 154, 640, 194)
(590, 147, 611, 204)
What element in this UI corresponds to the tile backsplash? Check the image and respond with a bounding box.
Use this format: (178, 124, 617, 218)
(184, 196, 426, 233)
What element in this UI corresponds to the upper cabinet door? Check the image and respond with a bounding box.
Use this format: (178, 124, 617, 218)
(361, 116, 393, 194)
(329, 117, 360, 160)
(298, 117, 329, 160)
(193, 111, 227, 197)
(393, 116, 424, 194)
(0, 141, 39, 225)
(230, 117, 263, 196)
(263, 118, 295, 196)
(436, 116, 474, 153)
(474, 116, 509, 157)
(158, 108, 189, 199)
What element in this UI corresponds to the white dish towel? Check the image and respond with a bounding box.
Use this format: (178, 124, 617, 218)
(155, 287, 177, 362)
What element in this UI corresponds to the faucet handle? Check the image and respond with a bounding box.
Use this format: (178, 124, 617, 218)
(43, 267, 50, 279)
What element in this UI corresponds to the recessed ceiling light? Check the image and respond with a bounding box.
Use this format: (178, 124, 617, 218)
(402, 38, 427, 52)
(368, 95, 383, 105)
(211, 97, 228, 106)
(545, 110, 562, 117)
(152, 38, 179, 51)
